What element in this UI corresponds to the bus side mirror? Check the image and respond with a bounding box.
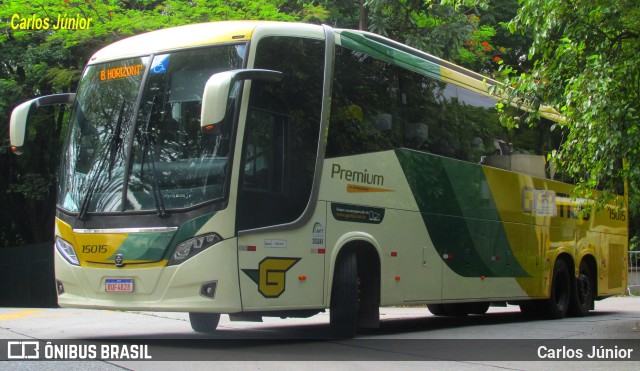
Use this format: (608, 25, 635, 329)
(10, 93, 76, 155)
(200, 69, 282, 131)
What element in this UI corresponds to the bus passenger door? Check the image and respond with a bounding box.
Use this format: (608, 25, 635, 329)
(234, 34, 327, 311)
(235, 109, 326, 310)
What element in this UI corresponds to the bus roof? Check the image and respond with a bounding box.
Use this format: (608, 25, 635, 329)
(89, 21, 270, 64)
(87, 21, 503, 92)
(334, 28, 562, 122)
(88, 21, 561, 121)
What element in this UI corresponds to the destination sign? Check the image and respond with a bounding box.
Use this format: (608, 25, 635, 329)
(100, 64, 144, 81)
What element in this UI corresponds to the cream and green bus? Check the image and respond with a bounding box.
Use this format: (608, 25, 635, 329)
(10, 21, 628, 337)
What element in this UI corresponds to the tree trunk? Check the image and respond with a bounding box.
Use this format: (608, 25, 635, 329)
(359, 0, 368, 31)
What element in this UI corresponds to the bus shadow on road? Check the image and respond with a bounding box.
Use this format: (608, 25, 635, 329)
(85, 308, 618, 341)
(76, 310, 628, 361)
(364, 309, 617, 337)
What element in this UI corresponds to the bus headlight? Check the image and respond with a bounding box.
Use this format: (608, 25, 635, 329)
(168, 233, 222, 266)
(55, 237, 79, 266)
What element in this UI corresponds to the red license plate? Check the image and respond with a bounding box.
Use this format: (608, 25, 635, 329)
(105, 278, 133, 293)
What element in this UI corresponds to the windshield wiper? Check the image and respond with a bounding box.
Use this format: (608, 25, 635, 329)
(77, 101, 126, 220)
(140, 100, 166, 217)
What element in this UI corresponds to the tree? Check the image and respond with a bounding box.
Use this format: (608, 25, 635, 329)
(495, 0, 640, 202)
(475, 0, 532, 73)
(364, 0, 492, 65)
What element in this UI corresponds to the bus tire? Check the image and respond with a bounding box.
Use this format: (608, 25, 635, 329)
(330, 251, 358, 338)
(519, 301, 542, 317)
(466, 302, 490, 315)
(189, 312, 221, 333)
(569, 260, 594, 317)
(544, 258, 571, 319)
(427, 304, 447, 316)
(427, 303, 470, 316)
(444, 303, 469, 316)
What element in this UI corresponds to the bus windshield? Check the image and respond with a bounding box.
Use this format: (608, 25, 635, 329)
(58, 44, 246, 215)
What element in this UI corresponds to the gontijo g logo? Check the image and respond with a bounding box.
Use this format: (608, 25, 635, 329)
(242, 257, 301, 298)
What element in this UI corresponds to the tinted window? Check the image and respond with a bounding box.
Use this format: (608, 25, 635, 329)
(237, 36, 324, 230)
(325, 47, 401, 157)
(326, 45, 564, 179)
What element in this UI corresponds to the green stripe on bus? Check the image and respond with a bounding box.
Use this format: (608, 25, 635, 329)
(338, 31, 442, 80)
(395, 149, 529, 278)
(109, 231, 176, 262)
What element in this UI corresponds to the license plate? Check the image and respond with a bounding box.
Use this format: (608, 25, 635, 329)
(105, 278, 134, 293)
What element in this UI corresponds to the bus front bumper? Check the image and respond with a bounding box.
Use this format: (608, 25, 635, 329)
(55, 238, 242, 313)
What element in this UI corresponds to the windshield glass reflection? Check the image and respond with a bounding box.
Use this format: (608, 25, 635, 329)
(58, 44, 245, 215)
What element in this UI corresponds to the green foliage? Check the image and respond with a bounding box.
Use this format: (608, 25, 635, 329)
(324, 0, 512, 73)
(365, 0, 486, 61)
(495, 0, 640, 210)
(630, 235, 640, 252)
(7, 173, 54, 201)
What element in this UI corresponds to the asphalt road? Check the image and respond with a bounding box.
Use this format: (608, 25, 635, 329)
(1, 296, 639, 370)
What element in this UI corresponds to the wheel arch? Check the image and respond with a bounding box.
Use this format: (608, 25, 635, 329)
(328, 234, 382, 328)
(554, 251, 575, 273)
(578, 253, 598, 301)
(579, 253, 597, 280)
(328, 233, 382, 296)
(551, 252, 575, 294)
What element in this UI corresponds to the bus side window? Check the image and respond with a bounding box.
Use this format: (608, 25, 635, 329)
(325, 46, 401, 158)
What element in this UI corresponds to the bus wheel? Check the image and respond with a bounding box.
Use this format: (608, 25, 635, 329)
(569, 260, 594, 317)
(427, 304, 469, 316)
(544, 258, 571, 319)
(189, 312, 221, 333)
(519, 301, 542, 317)
(427, 304, 447, 316)
(330, 252, 358, 338)
(466, 302, 490, 315)
(444, 303, 469, 316)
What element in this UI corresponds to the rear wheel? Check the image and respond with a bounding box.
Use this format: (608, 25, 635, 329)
(519, 301, 542, 317)
(427, 304, 447, 316)
(330, 252, 358, 338)
(569, 260, 594, 317)
(427, 303, 472, 316)
(189, 312, 221, 333)
(443, 303, 469, 316)
(544, 258, 571, 319)
(466, 302, 490, 315)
